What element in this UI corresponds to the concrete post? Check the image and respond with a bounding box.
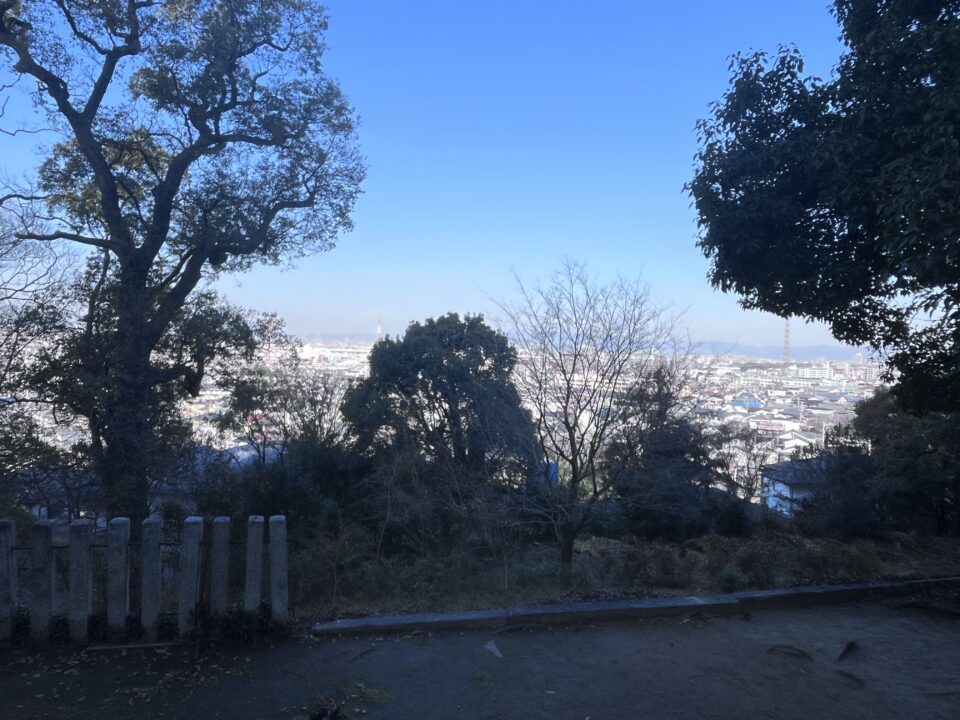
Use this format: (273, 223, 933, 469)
(68, 519, 93, 643)
(107, 517, 131, 636)
(243, 516, 264, 614)
(140, 516, 162, 639)
(268, 515, 288, 623)
(178, 516, 203, 637)
(209, 517, 230, 616)
(30, 520, 54, 643)
(0, 520, 15, 641)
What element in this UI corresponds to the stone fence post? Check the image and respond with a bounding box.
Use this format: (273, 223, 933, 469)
(269, 515, 288, 623)
(30, 520, 54, 644)
(209, 517, 231, 616)
(107, 517, 131, 637)
(0, 512, 289, 643)
(178, 516, 204, 637)
(68, 519, 92, 643)
(0, 520, 14, 641)
(141, 516, 162, 639)
(244, 516, 265, 614)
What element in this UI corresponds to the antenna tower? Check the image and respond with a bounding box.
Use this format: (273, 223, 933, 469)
(376, 316, 383, 343)
(783, 316, 790, 362)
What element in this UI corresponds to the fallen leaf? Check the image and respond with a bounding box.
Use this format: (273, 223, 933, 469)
(483, 640, 503, 659)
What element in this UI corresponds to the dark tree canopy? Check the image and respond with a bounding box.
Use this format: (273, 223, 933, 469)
(690, 0, 960, 411)
(343, 313, 536, 481)
(0, 0, 364, 520)
(340, 314, 536, 556)
(852, 388, 960, 534)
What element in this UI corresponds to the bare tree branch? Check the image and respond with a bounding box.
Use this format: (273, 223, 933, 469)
(499, 259, 689, 563)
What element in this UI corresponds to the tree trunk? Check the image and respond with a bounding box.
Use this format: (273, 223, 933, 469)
(98, 279, 154, 527)
(558, 522, 575, 565)
(100, 373, 152, 527)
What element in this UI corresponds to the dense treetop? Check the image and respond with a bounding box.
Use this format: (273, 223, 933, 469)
(690, 0, 960, 410)
(0, 0, 364, 519)
(343, 313, 534, 477)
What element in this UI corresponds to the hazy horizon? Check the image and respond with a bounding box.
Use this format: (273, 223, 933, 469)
(294, 327, 870, 363)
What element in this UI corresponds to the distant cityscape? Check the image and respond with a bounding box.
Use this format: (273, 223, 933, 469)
(182, 338, 885, 471)
(688, 351, 883, 457)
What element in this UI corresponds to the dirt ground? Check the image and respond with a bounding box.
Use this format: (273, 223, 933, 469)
(2, 598, 959, 720)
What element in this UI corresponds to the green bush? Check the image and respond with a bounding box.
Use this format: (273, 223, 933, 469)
(715, 563, 748, 593)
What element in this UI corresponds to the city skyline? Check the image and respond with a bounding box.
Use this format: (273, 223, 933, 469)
(292, 326, 870, 364)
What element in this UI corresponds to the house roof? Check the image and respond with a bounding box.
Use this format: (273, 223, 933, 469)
(763, 456, 836, 487)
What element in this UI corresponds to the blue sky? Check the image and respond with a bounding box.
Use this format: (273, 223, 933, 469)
(3, 1, 851, 349)
(219, 0, 847, 347)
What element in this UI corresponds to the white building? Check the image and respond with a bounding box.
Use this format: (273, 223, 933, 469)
(759, 456, 833, 516)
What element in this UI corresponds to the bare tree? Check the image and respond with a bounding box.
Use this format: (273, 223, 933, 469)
(710, 422, 772, 502)
(0, 218, 64, 386)
(0, 218, 77, 517)
(500, 260, 688, 564)
(219, 339, 353, 466)
(0, 233, 58, 303)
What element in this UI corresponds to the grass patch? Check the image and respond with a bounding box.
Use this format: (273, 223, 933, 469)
(291, 532, 959, 619)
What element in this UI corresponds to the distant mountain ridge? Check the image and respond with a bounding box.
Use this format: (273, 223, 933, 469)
(694, 341, 872, 362)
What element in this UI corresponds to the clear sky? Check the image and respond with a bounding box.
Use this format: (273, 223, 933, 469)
(3, 1, 852, 349)
(217, 0, 848, 347)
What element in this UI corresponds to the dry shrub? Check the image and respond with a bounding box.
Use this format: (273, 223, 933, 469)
(577, 537, 701, 589)
(288, 521, 378, 609)
(676, 534, 884, 589)
(291, 530, 948, 619)
(715, 564, 748, 593)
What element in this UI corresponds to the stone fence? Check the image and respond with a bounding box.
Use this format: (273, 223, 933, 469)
(0, 514, 288, 644)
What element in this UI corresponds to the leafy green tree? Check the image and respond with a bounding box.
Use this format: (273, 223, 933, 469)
(0, 0, 364, 520)
(344, 313, 535, 480)
(853, 389, 960, 534)
(605, 369, 742, 541)
(788, 425, 879, 539)
(608, 423, 716, 541)
(342, 313, 537, 554)
(690, 0, 960, 411)
(23, 259, 260, 518)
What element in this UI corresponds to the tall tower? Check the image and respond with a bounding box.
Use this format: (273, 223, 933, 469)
(376, 316, 383, 343)
(782, 316, 790, 362)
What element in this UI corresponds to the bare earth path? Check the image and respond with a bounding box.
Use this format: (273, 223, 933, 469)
(2, 600, 959, 719)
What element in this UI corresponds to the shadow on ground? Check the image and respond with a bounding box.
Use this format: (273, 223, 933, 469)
(2, 597, 959, 720)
